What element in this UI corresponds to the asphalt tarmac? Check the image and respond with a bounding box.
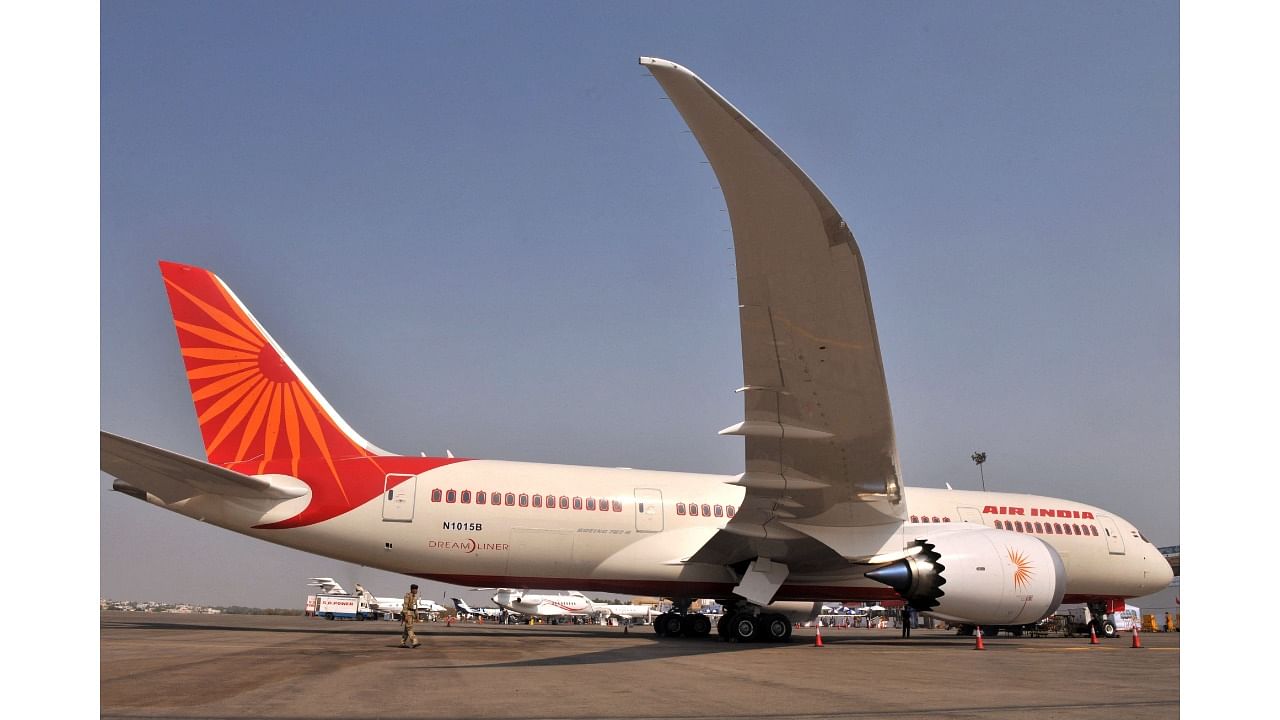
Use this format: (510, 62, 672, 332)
(100, 612, 1179, 719)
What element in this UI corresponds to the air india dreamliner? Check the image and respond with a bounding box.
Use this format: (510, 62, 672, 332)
(101, 57, 1172, 642)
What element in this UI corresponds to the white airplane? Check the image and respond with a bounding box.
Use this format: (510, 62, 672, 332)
(101, 57, 1172, 643)
(307, 578, 446, 618)
(451, 598, 505, 620)
(490, 589, 655, 622)
(307, 577, 347, 595)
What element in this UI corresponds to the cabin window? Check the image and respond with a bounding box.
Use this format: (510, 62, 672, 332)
(460, 490, 471, 504)
(573, 497, 583, 510)
(518, 493, 529, 507)
(445, 489, 456, 503)
(491, 490, 501, 504)
(910, 515, 919, 523)
(532, 494, 542, 508)
(475, 491, 486, 505)
(599, 498, 609, 511)
(504, 493, 515, 506)
(1073, 524, 1082, 535)
(688, 504, 699, 517)
(726, 505, 736, 518)
(921, 516, 931, 523)
(1014, 521, 1024, 532)
(676, 503, 686, 515)
(942, 517, 951, 523)
(931, 516, 940, 523)
(714, 504, 724, 517)
(431, 489, 442, 502)
(559, 496, 569, 509)
(545, 494, 556, 509)
(993, 519, 1003, 530)
(612, 500, 622, 512)
(1054, 523, 1064, 534)
(586, 498, 596, 511)
(699, 504, 710, 517)
(1034, 522, 1044, 533)
(1090, 525, 1098, 536)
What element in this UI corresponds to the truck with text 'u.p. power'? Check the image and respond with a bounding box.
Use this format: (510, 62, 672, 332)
(315, 594, 377, 620)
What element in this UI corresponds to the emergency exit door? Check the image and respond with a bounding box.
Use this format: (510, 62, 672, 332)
(383, 474, 416, 522)
(634, 488, 663, 532)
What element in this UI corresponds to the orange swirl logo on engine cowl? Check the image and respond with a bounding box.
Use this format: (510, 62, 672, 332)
(1008, 548, 1034, 590)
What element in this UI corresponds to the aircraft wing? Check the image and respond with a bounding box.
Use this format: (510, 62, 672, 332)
(102, 430, 308, 503)
(642, 58, 906, 570)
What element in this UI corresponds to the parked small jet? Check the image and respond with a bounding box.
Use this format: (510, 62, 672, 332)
(490, 589, 655, 622)
(451, 598, 505, 620)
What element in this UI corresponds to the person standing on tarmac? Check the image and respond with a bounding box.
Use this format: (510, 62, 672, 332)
(400, 584, 421, 648)
(901, 607, 912, 638)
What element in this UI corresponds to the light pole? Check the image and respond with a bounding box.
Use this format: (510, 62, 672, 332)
(971, 451, 987, 492)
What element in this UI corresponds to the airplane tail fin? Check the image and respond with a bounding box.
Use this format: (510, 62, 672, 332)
(307, 577, 346, 594)
(158, 261, 387, 472)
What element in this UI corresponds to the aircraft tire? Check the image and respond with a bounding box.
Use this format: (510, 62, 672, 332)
(764, 614, 791, 643)
(653, 613, 668, 635)
(683, 613, 711, 638)
(659, 613, 684, 637)
(732, 614, 761, 643)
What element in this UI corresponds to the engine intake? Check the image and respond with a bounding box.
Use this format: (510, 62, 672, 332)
(866, 526, 1067, 626)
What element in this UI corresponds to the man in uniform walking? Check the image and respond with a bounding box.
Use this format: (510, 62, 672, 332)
(401, 584, 421, 648)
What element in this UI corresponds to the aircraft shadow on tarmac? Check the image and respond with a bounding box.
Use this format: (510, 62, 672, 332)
(411, 636, 975, 669)
(103, 619, 974, 662)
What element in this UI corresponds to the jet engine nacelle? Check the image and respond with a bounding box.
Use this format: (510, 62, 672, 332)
(866, 526, 1066, 626)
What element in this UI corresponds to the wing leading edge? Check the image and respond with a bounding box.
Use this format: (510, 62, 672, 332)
(641, 58, 906, 571)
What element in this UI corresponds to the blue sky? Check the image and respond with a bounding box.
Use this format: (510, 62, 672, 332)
(100, 1, 1178, 609)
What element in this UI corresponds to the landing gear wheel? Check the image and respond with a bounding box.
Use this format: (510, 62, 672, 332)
(732, 614, 761, 642)
(682, 614, 711, 637)
(1102, 621, 1117, 638)
(764, 614, 792, 643)
(658, 613, 684, 637)
(653, 612, 669, 635)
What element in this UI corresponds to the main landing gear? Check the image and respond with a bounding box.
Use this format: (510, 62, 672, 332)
(718, 608, 792, 643)
(653, 598, 713, 638)
(652, 611, 713, 638)
(653, 599, 793, 643)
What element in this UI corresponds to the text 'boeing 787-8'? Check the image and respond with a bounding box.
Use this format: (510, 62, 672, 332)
(101, 57, 1172, 643)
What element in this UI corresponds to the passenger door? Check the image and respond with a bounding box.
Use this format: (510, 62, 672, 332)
(382, 474, 416, 522)
(1097, 515, 1126, 555)
(634, 488, 664, 532)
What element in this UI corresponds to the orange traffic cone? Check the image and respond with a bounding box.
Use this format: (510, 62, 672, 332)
(974, 626, 985, 650)
(814, 625, 824, 647)
(1131, 626, 1142, 648)
(1089, 626, 1099, 645)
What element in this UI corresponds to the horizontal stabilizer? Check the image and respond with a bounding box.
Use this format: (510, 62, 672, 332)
(102, 430, 310, 503)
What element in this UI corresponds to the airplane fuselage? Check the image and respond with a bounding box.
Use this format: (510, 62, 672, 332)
(140, 458, 1170, 606)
